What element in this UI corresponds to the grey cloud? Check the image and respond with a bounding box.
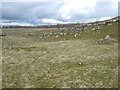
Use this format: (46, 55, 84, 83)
(1, 1, 118, 25)
(118, 1, 120, 16)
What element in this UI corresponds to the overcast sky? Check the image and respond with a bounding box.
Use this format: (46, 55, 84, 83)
(0, 0, 119, 26)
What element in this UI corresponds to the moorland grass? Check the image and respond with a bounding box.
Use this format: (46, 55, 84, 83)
(2, 22, 118, 88)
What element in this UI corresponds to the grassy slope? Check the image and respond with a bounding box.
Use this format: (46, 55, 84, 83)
(2, 22, 118, 88)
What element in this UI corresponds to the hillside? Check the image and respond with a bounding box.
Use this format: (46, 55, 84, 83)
(1, 17, 119, 88)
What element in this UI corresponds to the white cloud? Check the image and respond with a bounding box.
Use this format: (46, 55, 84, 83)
(1, 0, 119, 25)
(85, 18, 97, 23)
(0, 19, 11, 23)
(58, 0, 97, 20)
(1, 22, 33, 26)
(98, 17, 113, 21)
(1, 0, 66, 2)
(42, 18, 68, 24)
(2, 0, 119, 2)
(57, 0, 118, 21)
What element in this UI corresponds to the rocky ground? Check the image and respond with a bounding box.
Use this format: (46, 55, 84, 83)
(1, 18, 119, 88)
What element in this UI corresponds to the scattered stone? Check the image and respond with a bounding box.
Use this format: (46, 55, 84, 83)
(0, 33, 6, 36)
(40, 37, 42, 39)
(63, 33, 67, 36)
(95, 39, 104, 44)
(56, 35, 59, 37)
(74, 34, 79, 38)
(78, 62, 83, 66)
(60, 33, 63, 35)
(107, 23, 112, 26)
(92, 28, 96, 31)
(104, 35, 117, 41)
(96, 26, 101, 29)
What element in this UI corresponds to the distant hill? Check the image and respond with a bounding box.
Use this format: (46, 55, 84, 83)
(1, 16, 120, 29)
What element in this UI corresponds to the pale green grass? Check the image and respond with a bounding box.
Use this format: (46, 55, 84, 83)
(2, 22, 118, 88)
(2, 39, 118, 88)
